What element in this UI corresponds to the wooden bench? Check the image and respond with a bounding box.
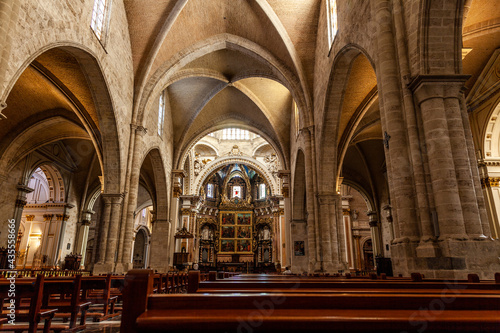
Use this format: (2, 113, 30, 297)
(121, 270, 500, 333)
(80, 274, 119, 322)
(0, 275, 66, 333)
(41, 275, 91, 332)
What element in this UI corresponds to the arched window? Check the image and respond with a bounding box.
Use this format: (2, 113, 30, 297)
(91, 0, 111, 42)
(158, 91, 165, 136)
(259, 183, 266, 199)
(207, 183, 214, 198)
(232, 185, 242, 198)
(326, 0, 338, 48)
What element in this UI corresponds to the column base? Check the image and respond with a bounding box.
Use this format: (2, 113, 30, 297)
(114, 262, 133, 274)
(92, 263, 115, 275)
(391, 238, 500, 279)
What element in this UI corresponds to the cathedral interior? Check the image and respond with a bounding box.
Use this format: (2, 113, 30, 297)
(1, 0, 500, 282)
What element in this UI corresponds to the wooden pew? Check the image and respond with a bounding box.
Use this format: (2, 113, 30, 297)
(0, 275, 66, 333)
(121, 270, 500, 333)
(80, 274, 119, 322)
(41, 275, 91, 332)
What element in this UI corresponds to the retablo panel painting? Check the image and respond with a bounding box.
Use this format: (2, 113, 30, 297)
(237, 226, 251, 238)
(237, 213, 251, 225)
(221, 213, 235, 225)
(221, 226, 235, 238)
(221, 240, 235, 252)
(219, 211, 253, 253)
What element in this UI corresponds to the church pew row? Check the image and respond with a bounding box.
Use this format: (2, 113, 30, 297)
(0, 275, 67, 333)
(122, 270, 500, 333)
(0, 274, 128, 332)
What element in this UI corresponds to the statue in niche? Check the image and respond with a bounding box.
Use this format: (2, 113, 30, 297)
(263, 226, 270, 240)
(259, 226, 271, 241)
(201, 226, 210, 240)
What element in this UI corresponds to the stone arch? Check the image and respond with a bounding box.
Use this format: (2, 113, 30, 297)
(0, 117, 89, 180)
(177, 121, 286, 172)
(135, 33, 311, 131)
(84, 185, 103, 214)
(318, 44, 376, 194)
(132, 227, 150, 269)
(341, 179, 376, 213)
(1, 43, 122, 194)
(482, 99, 500, 158)
(193, 156, 278, 197)
(139, 148, 169, 221)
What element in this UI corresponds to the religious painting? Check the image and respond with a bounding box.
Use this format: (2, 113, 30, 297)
(237, 226, 251, 238)
(221, 226, 235, 238)
(221, 213, 235, 225)
(294, 241, 305, 256)
(237, 213, 251, 225)
(237, 239, 252, 252)
(221, 240, 235, 253)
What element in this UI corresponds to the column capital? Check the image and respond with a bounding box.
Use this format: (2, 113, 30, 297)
(16, 184, 34, 193)
(43, 214, 54, 221)
(130, 124, 147, 136)
(101, 193, 124, 204)
(316, 192, 339, 205)
(80, 220, 91, 226)
(408, 74, 471, 104)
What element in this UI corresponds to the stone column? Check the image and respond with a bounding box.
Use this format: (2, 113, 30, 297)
(353, 235, 362, 271)
(278, 171, 291, 267)
(94, 193, 122, 274)
(316, 193, 344, 272)
(166, 171, 186, 267)
(97, 196, 112, 264)
(75, 210, 93, 269)
(104, 195, 124, 265)
(12, 184, 33, 236)
(479, 166, 500, 239)
(373, 0, 421, 245)
(116, 126, 146, 273)
(40, 214, 53, 266)
(302, 127, 320, 272)
(54, 213, 70, 267)
(367, 211, 383, 257)
(409, 75, 472, 240)
(149, 219, 171, 272)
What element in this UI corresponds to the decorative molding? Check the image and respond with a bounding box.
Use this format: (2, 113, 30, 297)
(174, 226, 194, 239)
(219, 197, 254, 210)
(15, 199, 27, 207)
(482, 177, 500, 188)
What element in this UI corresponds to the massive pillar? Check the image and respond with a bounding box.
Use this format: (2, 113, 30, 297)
(409, 75, 500, 279)
(94, 193, 123, 274)
(317, 193, 346, 272)
(373, 0, 421, 276)
(116, 126, 146, 273)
